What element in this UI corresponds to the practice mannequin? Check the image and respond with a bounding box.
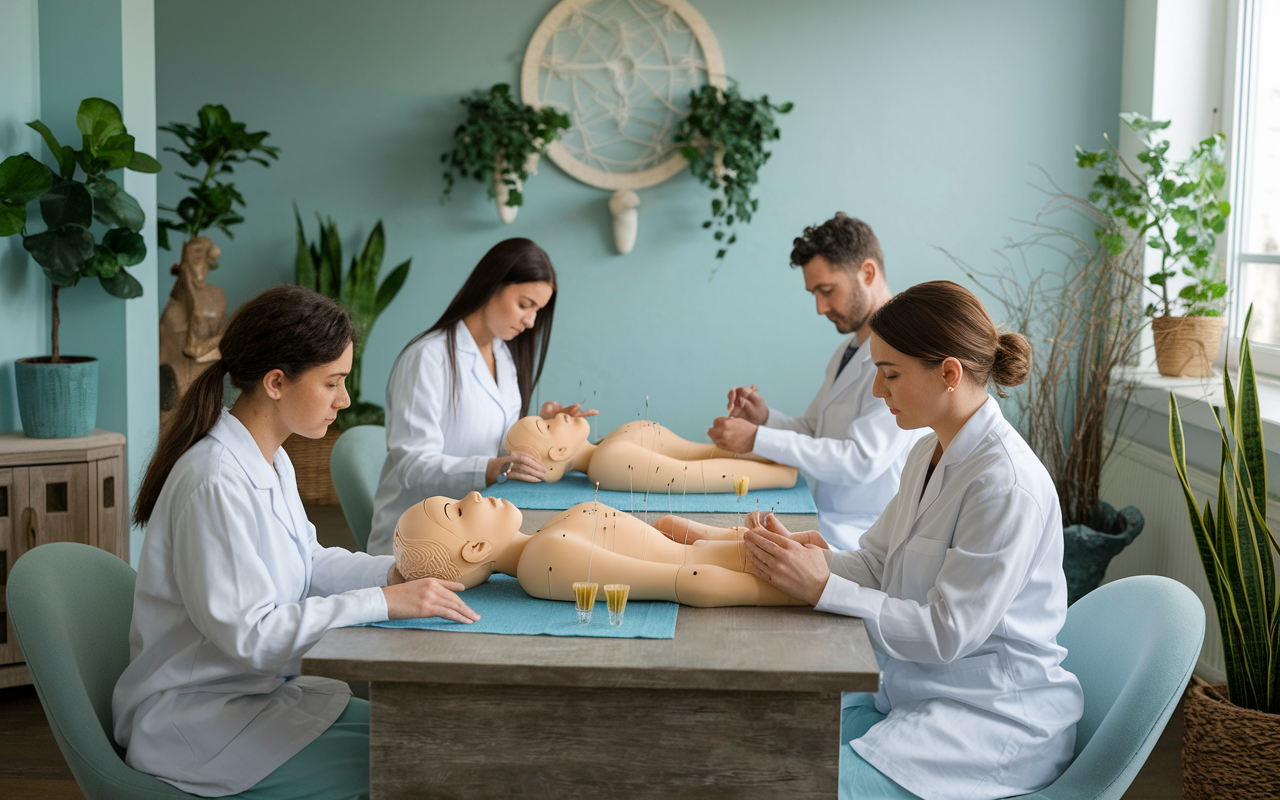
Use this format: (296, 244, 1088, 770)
(393, 492, 805, 607)
(503, 414, 799, 493)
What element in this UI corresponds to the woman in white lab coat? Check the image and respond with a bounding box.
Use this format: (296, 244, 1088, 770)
(114, 286, 480, 799)
(743, 281, 1083, 800)
(367, 238, 595, 555)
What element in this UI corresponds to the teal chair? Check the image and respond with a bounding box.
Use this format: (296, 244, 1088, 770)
(329, 425, 387, 552)
(1011, 575, 1205, 799)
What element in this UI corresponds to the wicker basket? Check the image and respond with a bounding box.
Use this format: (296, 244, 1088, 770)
(1183, 675, 1280, 799)
(1152, 316, 1225, 378)
(281, 426, 342, 505)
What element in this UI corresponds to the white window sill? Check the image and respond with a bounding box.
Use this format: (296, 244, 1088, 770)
(1118, 366, 1280, 450)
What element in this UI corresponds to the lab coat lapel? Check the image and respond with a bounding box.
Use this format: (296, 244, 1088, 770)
(820, 338, 867, 413)
(455, 321, 506, 413)
(207, 411, 305, 551)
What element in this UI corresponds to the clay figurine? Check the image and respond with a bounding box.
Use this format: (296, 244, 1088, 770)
(159, 237, 226, 420)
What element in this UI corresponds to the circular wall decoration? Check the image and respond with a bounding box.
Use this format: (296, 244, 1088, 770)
(521, 0, 726, 191)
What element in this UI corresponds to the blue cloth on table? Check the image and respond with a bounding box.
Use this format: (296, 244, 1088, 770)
(368, 575, 677, 639)
(482, 470, 817, 513)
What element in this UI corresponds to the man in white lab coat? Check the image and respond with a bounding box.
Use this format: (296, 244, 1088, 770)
(707, 214, 923, 550)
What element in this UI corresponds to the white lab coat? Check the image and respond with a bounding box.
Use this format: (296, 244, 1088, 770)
(368, 321, 521, 555)
(112, 410, 395, 797)
(753, 337, 924, 550)
(815, 396, 1083, 800)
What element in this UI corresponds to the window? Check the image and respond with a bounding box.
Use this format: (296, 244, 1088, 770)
(1229, 0, 1280, 373)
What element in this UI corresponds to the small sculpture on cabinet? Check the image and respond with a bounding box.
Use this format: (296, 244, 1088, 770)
(159, 237, 226, 422)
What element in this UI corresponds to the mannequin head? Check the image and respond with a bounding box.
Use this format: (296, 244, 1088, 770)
(394, 493, 524, 588)
(503, 413, 591, 482)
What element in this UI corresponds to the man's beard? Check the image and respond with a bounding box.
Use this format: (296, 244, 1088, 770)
(829, 289, 872, 335)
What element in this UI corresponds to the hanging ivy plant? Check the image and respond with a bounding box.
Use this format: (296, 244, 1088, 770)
(674, 82, 792, 261)
(439, 83, 569, 207)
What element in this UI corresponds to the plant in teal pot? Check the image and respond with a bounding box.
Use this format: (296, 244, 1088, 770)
(0, 98, 160, 438)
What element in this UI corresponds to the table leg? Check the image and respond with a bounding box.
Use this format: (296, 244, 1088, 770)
(370, 681, 841, 799)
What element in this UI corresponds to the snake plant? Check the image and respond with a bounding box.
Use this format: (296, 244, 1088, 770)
(295, 209, 410, 430)
(1169, 306, 1279, 713)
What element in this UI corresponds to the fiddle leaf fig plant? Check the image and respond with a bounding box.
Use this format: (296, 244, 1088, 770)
(440, 83, 569, 208)
(1076, 112, 1230, 318)
(674, 81, 793, 262)
(158, 103, 280, 250)
(295, 208, 411, 429)
(0, 97, 161, 361)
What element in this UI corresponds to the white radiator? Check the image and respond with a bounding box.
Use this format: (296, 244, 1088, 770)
(1099, 437, 1280, 683)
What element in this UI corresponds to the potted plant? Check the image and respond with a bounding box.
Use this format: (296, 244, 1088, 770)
(1169, 307, 1279, 799)
(440, 83, 569, 224)
(0, 98, 160, 438)
(673, 81, 792, 267)
(290, 210, 410, 503)
(1078, 113, 1230, 378)
(154, 104, 279, 419)
(952, 177, 1146, 604)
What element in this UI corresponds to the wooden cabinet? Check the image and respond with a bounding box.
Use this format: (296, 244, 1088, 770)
(0, 430, 128, 687)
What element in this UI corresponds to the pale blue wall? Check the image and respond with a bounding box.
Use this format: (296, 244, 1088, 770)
(0, 0, 47, 432)
(154, 0, 1125, 439)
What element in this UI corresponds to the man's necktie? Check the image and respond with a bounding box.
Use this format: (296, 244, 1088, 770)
(836, 341, 859, 377)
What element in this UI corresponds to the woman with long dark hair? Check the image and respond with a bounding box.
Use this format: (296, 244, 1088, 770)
(367, 238, 594, 556)
(114, 286, 478, 799)
(740, 281, 1083, 800)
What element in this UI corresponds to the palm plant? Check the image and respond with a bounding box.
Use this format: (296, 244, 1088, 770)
(294, 209, 411, 429)
(1169, 306, 1279, 713)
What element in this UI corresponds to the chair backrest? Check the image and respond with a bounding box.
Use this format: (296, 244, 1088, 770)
(329, 424, 387, 551)
(1015, 574, 1205, 800)
(7, 542, 191, 798)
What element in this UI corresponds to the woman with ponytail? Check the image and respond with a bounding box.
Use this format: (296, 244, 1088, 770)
(114, 286, 478, 799)
(740, 281, 1082, 800)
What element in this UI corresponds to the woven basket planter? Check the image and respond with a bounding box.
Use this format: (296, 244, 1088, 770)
(282, 426, 342, 505)
(1183, 676, 1280, 799)
(1152, 316, 1225, 378)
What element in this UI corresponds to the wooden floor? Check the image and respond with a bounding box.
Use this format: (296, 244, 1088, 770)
(0, 505, 1186, 799)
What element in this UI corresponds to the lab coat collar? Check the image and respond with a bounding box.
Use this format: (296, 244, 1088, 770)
(454, 320, 511, 414)
(937, 395, 1001, 469)
(823, 337, 869, 409)
(206, 410, 304, 541)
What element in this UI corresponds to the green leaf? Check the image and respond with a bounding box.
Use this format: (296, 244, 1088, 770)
(86, 177, 145, 232)
(0, 204, 25, 237)
(96, 133, 136, 170)
(22, 226, 94, 282)
(294, 205, 317, 290)
(39, 179, 93, 230)
(127, 150, 163, 174)
(76, 97, 126, 150)
(26, 120, 75, 178)
(98, 267, 143, 299)
(102, 227, 146, 267)
(0, 154, 53, 205)
(374, 258, 411, 317)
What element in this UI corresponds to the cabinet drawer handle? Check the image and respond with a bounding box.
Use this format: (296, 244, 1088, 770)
(26, 507, 37, 550)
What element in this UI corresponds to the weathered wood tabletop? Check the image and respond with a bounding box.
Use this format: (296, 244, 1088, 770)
(303, 510, 879, 799)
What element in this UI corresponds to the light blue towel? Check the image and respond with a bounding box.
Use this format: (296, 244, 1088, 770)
(482, 470, 817, 513)
(369, 575, 677, 639)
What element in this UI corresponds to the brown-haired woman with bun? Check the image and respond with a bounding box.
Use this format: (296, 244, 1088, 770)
(740, 281, 1083, 799)
(114, 286, 478, 799)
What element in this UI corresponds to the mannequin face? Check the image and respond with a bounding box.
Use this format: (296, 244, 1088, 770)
(869, 333, 964, 431)
(802, 255, 876, 335)
(482, 281, 554, 342)
(504, 413, 591, 481)
(262, 341, 353, 439)
(394, 493, 524, 588)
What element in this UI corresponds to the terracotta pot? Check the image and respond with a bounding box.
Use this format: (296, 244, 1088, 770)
(1183, 676, 1280, 799)
(1152, 316, 1225, 378)
(282, 426, 342, 505)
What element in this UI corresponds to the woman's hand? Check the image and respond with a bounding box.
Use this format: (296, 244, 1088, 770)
(382, 573, 480, 623)
(743, 512, 829, 549)
(540, 401, 599, 419)
(486, 451, 545, 485)
(743, 515, 830, 606)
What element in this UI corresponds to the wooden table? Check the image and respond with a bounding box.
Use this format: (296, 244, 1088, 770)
(303, 510, 879, 799)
